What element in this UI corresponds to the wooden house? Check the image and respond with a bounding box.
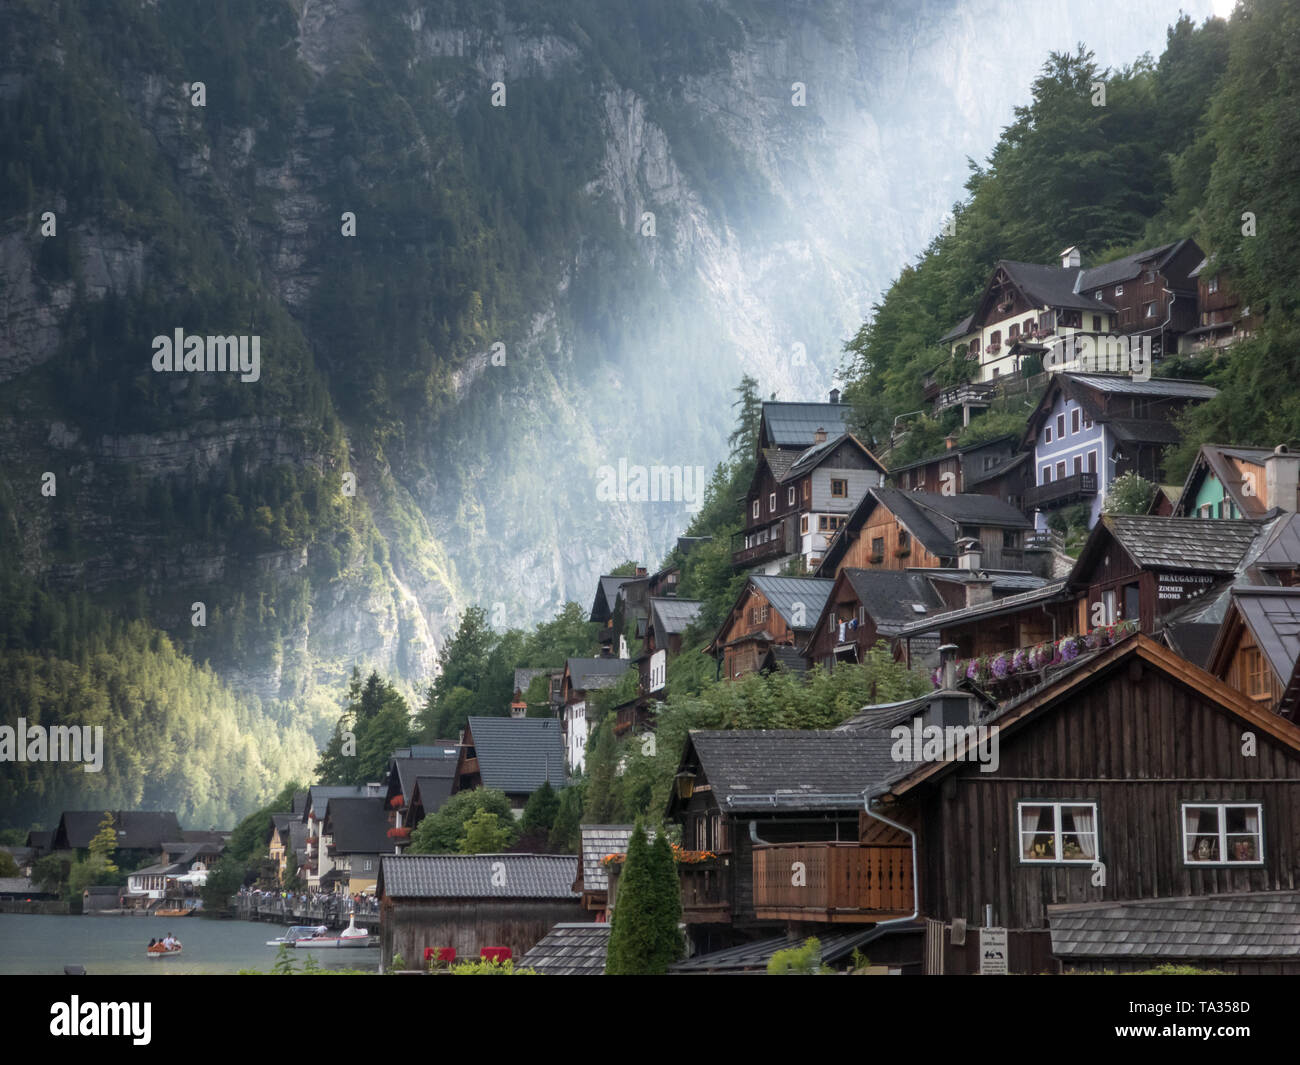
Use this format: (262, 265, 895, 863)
(616, 598, 702, 738)
(377, 853, 588, 968)
(803, 568, 948, 669)
(705, 575, 832, 680)
(1022, 373, 1218, 530)
(558, 658, 630, 771)
(1206, 587, 1300, 720)
(300, 784, 378, 891)
(573, 824, 636, 917)
(1171, 443, 1299, 520)
(1182, 256, 1256, 353)
(871, 635, 1300, 974)
(454, 716, 567, 810)
(889, 434, 1031, 513)
(320, 796, 396, 896)
(383, 745, 458, 845)
(1073, 238, 1203, 350)
(816, 486, 1032, 577)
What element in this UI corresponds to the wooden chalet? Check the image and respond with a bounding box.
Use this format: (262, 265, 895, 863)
(615, 597, 702, 737)
(705, 575, 832, 680)
(1022, 373, 1218, 531)
(1182, 256, 1256, 353)
(573, 824, 636, 917)
(1171, 443, 1300, 520)
(383, 745, 458, 846)
(1206, 587, 1300, 721)
(558, 657, 630, 771)
(321, 796, 396, 895)
(870, 635, 1300, 974)
(803, 568, 948, 669)
(815, 486, 1033, 578)
(735, 429, 886, 574)
(888, 433, 1031, 513)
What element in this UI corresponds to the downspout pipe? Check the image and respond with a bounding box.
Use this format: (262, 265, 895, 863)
(861, 787, 919, 928)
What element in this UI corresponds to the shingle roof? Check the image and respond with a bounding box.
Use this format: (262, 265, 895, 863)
(412, 775, 454, 816)
(579, 824, 638, 893)
(1065, 373, 1219, 399)
(748, 576, 833, 633)
(1089, 514, 1263, 574)
(682, 731, 907, 810)
(669, 923, 919, 972)
(760, 401, 852, 448)
(839, 569, 948, 636)
(566, 657, 631, 692)
(1230, 587, 1300, 685)
(1076, 240, 1186, 292)
(762, 448, 797, 482)
(324, 797, 395, 856)
(0, 877, 36, 894)
(520, 923, 611, 975)
(55, 811, 182, 851)
(999, 260, 1106, 312)
(938, 314, 974, 343)
(1049, 891, 1300, 961)
(649, 597, 702, 636)
(909, 490, 1033, 528)
(466, 716, 567, 792)
(761, 646, 810, 674)
(378, 853, 580, 900)
(1254, 512, 1300, 570)
(394, 756, 457, 802)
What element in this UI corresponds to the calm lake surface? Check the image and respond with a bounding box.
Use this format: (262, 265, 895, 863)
(0, 914, 379, 975)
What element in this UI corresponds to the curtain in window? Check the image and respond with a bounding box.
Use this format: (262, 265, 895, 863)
(1186, 807, 1219, 861)
(1067, 806, 1096, 859)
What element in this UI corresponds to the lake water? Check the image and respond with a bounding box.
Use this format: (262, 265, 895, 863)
(0, 914, 380, 975)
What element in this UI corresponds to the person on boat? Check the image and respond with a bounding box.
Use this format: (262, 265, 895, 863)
(148, 938, 156, 948)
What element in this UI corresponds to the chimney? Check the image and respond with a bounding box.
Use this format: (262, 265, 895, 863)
(814, 426, 827, 444)
(1264, 445, 1300, 513)
(944, 434, 959, 451)
(510, 701, 527, 719)
(829, 388, 841, 405)
(964, 575, 995, 609)
(1060, 245, 1081, 270)
(957, 537, 982, 571)
(939, 644, 959, 689)
(635, 566, 647, 577)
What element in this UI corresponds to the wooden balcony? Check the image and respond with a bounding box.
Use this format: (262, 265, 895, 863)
(1025, 471, 1098, 510)
(933, 382, 996, 415)
(731, 520, 793, 568)
(459, 755, 479, 778)
(752, 843, 912, 923)
(679, 862, 732, 923)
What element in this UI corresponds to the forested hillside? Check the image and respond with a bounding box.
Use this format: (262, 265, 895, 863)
(841, 2, 1299, 480)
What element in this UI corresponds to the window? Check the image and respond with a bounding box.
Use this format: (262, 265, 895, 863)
(750, 604, 769, 625)
(1208, 275, 1219, 294)
(831, 478, 848, 498)
(800, 514, 809, 535)
(788, 486, 795, 506)
(803, 479, 811, 501)
(989, 329, 1001, 350)
(871, 536, 885, 560)
(1087, 450, 1097, 474)
(1073, 456, 1083, 476)
(1019, 802, 1098, 863)
(819, 515, 847, 533)
(1045, 425, 1053, 444)
(1056, 461, 1066, 480)
(1243, 647, 1270, 699)
(769, 492, 776, 512)
(1095, 290, 1104, 301)
(1003, 529, 1018, 549)
(1123, 582, 1140, 621)
(1183, 804, 1262, 864)
(1144, 301, 1157, 318)
(897, 529, 911, 553)
(1009, 322, 1019, 338)
(1115, 284, 1124, 296)
(1024, 318, 1034, 334)
(1071, 408, 1079, 434)
(1093, 314, 1103, 332)
(1083, 413, 1093, 429)
(1198, 502, 1213, 519)
(1042, 466, 1052, 484)
(752, 500, 759, 520)
(1144, 268, 1156, 283)
(1056, 414, 1066, 439)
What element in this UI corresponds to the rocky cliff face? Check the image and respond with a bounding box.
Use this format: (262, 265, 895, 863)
(0, 0, 1211, 714)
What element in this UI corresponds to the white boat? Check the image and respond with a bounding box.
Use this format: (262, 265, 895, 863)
(146, 945, 183, 958)
(266, 925, 328, 947)
(292, 915, 373, 949)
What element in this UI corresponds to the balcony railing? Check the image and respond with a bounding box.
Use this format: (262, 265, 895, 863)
(934, 382, 996, 414)
(752, 842, 913, 922)
(679, 862, 731, 921)
(1025, 471, 1098, 510)
(459, 755, 479, 777)
(731, 520, 793, 568)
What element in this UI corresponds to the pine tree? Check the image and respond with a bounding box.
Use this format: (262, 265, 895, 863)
(87, 812, 118, 872)
(605, 823, 682, 975)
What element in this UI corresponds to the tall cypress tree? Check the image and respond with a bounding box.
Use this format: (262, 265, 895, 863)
(605, 823, 682, 975)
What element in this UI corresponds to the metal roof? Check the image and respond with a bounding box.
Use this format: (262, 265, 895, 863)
(378, 853, 580, 900)
(670, 923, 920, 973)
(1050, 891, 1300, 961)
(649, 597, 702, 636)
(760, 401, 852, 448)
(565, 656, 631, 691)
(894, 579, 1068, 638)
(1075, 240, 1186, 291)
(998, 260, 1108, 312)
(749, 575, 834, 632)
(1065, 373, 1219, 399)
(1230, 587, 1300, 685)
(839, 569, 948, 636)
(466, 716, 568, 792)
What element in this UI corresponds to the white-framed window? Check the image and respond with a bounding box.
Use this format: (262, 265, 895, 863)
(1208, 276, 1219, 294)
(787, 486, 795, 505)
(1045, 425, 1053, 444)
(1018, 802, 1098, 863)
(752, 500, 759, 520)
(1071, 408, 1080, 434)
(1145, 301, 1157, 318)
(1095, 291, 1103, 301)
(769, 492, 776, 511)
(1183, 804, 1263, 864)
(1115, 284, 1124, 296)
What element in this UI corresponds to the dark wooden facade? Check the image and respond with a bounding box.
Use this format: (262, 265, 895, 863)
(379, 896, 588, 968)
(709, 583, 801, 679)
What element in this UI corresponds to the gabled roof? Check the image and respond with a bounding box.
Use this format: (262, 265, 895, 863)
(393, 756, 457, 803)
(992, 260, 1107, 314)
(1173, 444, 1277, 519)
(748, 575, 833, 633)
(304, 785, 370, 821)
(590, 576, 637, 623)
(670, 730, 906, 813)
(579, 824, 638, 894)
(938, 314, 975, 344)
(323, 797, 395, 856)
(1253, 511, 1300, 571)
(54, 811, 182, 852)
(759, 401, 852, 450)
(785, 432, 885, 481)
(835, 569, 948, 637)
(565, 656, 631, 692)
(761, 645, 810, 675)
(1075, 239, 1191, 292)
(1021, 373, 1218, 448)
(649, 597, 702, 637)
(1067, 515, 1265, 586)
(893, 578, 1068, 639)
(411, 775, 454, 816)
(378, 853, 579, 900)
(1063, 373, 1219, 399)
(520, 923, 611, 975)
(1050, 891, 1300, 963)
(1207, 587, 1300, 716)
(465, 716, 567, 793)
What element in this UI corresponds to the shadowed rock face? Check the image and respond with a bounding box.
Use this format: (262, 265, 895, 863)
(0, 0, 1209, 712)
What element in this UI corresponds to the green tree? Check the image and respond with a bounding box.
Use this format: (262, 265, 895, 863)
(1103, 471, 1158, 515)
(605, 823, 681, 975)
(582, 723, 621, 824)
(520, 780, 560, 837)
(0, 851, 19, 877)
(768, 937, 832, 974)
(548, 782, 585, 854)
(409, 789, 518, 854)
(87, 812, 118, 872)
(458, 809, 514, 853)
(200, 856, 248, 915)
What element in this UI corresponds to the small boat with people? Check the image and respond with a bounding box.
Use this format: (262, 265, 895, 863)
(146, 934, 183, 958)
(292, 914, 373, 949)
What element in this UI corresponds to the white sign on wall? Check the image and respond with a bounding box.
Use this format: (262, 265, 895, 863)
(980, 927, 1008, 975)
(649, 649, 667, 693)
